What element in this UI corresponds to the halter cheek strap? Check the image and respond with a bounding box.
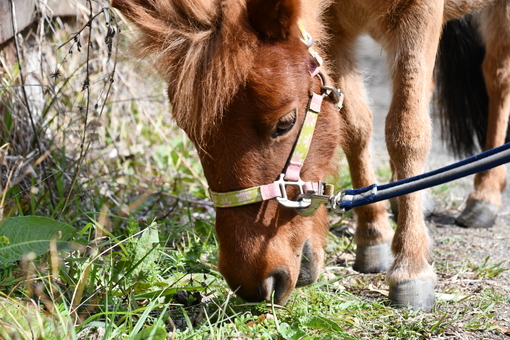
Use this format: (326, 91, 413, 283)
(208, 94, 325, 208)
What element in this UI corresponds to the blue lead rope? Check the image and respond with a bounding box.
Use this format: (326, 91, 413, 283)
(338, 142, 510, 211)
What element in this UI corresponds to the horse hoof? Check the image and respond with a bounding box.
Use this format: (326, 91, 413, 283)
(389, 279, 435, 312)
(353, 242, 393, 273)
(455, 199, 499, 228)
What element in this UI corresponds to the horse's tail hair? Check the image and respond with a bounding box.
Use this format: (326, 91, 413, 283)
(434, 15, 488, 159)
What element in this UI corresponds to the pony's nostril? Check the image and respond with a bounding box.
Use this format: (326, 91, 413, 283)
(296, 239, 317, 287)
(262, 267, 291, 304)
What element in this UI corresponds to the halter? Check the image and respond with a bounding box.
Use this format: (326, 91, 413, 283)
(208, 24, 344, 212)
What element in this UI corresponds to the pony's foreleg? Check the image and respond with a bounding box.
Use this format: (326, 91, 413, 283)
(456, 5, 510, 228)
(329, 40, 395, 273)
(381, 1, 444, 312)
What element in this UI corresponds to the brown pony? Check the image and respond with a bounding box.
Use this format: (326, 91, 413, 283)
(112, 0, 510, 312)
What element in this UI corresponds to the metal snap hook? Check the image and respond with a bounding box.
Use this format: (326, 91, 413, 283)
(321, 85, 344, 109)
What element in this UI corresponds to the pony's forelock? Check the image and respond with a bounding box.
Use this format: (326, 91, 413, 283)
(125, 0, 256, 144)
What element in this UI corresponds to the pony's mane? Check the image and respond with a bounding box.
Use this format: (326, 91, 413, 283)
(120, 0, 329, 143)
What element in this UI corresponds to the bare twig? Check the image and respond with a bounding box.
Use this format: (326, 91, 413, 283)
(59, 3, 119, 217)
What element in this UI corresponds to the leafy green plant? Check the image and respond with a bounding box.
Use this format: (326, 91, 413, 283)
(0, 216, 78, 268)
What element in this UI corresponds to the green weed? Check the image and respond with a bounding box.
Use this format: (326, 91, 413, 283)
(470, 256, 508, 279)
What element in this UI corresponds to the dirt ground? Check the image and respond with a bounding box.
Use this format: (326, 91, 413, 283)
(356, 35, 510, 337)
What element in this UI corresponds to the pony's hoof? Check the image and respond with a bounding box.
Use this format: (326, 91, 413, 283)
(353, 242, 393, 273)
(455, 199, 499, 228)
(389, 279, 435, 312)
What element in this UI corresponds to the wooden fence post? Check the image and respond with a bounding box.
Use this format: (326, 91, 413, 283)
(0, 0, 77, 45)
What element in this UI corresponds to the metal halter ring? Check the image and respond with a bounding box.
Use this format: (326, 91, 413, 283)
(321, 85, 344, 108)
(316, 71, 343, 108)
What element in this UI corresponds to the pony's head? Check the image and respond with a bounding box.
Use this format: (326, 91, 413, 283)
(112, 0, 344, 305)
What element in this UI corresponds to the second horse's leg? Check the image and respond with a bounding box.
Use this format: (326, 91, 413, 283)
(326, 20, 395, 273)
(456, 3, 510, 228)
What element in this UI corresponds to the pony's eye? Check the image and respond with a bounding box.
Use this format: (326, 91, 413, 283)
(272, 109, 297, 138)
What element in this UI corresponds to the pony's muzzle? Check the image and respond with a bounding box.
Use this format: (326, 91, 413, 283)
(226, 239, 321, 305)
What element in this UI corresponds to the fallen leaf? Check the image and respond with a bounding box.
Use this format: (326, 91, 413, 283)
(435, 293, 469, 302)
(368, 284, 389, 297)
(497, 324, 510, 335)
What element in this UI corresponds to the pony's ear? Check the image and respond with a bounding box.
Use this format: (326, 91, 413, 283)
(247, 0, 301, 40)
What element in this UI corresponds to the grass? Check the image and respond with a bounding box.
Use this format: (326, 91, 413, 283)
(0, 1, 509, 339)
